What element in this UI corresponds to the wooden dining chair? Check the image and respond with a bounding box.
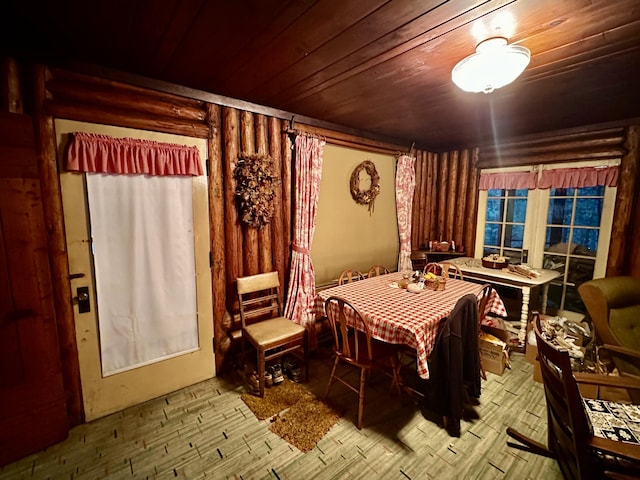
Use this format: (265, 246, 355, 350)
(324, 295, 401, 429)
(477, 284, 493, 380)
(440, 262, 464, 280)
(506, 312, 640, 479)
(367, 265, 390, 278)
(237, 272, 308, 397)
(410, 251, 428, 271)
(338, 269, 365, 285)
(423, 262, 442, 275)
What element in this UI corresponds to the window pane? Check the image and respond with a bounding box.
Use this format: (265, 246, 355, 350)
(487, 189, 504, 197)
(568, 257, 595, 285)
(543, 254, 566, 273)
(483, 247, 499, 257)
(572, 228, 599, 255)
(550, 188, 575, 197)
(574, 198, 603, 227)
(578, 186, 604, 196)
(504, 224, 524, 248)
(486, 199, 504, 222)
(484, 223, 501, 246)
(545, 227, 571, 251)
(547, 198, 574, 225)
(506, 199, 527, 222)
(564, 284, 585, 314)
(545, 282, 564, 313)
(503, 249, 522, 264)
(512, 189, 528, 197)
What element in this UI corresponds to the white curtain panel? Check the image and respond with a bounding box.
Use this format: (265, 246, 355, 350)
(86, 173, 199, 376)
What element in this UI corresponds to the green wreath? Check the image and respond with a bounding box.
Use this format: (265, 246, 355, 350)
(350, 160, 380, 213)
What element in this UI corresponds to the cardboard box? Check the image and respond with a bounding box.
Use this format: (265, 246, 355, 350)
(526, 313, 552, 382)
(526, 342, 538, 364)
(533, 361, 542, 383)
(479, 325, 510, 376)
(525, 320, 538, 365)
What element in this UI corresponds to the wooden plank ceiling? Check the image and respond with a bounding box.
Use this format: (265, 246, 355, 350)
(4, 0, 640, 150)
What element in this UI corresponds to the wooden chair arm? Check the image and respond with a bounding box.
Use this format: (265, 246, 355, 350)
(573, 372, 640, 391)
(602, 344, 640, 361)
(588, 436, 640, 463)
(604, 472, 640, 480)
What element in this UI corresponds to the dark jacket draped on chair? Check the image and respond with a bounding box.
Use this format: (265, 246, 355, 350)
(425, 294, 481, 427)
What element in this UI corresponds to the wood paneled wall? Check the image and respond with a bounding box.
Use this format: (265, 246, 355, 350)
(4, 58, 640, 430)
(411, 147, 480, 256)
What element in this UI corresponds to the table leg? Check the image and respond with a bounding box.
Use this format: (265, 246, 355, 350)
(541, 283, 549, 315)
(519, 286, 531, 346)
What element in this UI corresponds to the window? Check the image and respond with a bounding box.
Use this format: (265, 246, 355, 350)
(542, 186, 604, 313)
(476, 161, 617, 317)
(483, 188, 528, 264)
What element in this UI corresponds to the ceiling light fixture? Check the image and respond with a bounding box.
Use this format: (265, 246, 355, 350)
(451, 37, 530, 94)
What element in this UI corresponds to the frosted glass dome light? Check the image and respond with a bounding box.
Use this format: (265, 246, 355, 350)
(452, 37, 530, 93)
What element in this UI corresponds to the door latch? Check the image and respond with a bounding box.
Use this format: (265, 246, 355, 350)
(75, 286, 91, 313)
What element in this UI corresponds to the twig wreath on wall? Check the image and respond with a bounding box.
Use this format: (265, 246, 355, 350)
(234, 153, 280, 228)
(350, 160, 380, 214)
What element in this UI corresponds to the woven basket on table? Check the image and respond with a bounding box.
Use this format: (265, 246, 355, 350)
(481, 259, 509, 269)
(425, 277, 446, 291)
(432, 241, 450, 252)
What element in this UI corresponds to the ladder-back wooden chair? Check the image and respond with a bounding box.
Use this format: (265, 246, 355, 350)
(324, 295, 401, 429)
(237, 272, 308, 397)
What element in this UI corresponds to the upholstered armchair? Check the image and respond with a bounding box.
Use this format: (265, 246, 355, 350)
(578, 276, 640, 401)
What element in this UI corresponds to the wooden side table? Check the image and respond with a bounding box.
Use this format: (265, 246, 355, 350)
(410, 249, 465, 270)
(448, 257, 562, 346)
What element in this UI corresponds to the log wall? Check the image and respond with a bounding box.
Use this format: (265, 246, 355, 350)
(478, 126, 640, 278)
(615, 126, 640, 277)
(38, 67, 295, 384)
(411, 147, 480, 256)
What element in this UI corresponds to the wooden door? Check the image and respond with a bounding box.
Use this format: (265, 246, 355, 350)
(0, 112, 68, 465)
(57, 120, 214, 421)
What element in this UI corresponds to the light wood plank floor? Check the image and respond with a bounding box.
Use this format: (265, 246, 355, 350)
(0, 350, 561, 479)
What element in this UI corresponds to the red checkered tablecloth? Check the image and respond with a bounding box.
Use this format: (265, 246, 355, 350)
(315, 272, 506, 379)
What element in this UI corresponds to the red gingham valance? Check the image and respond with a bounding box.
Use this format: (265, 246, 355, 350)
(66, 132, 203, 176)
(538, 166, 618, 189)
(479, 166, 619, 191)
(478, 171, 537, 191)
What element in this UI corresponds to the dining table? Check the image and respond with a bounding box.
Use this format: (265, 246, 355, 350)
(314, 272, 507, 380)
